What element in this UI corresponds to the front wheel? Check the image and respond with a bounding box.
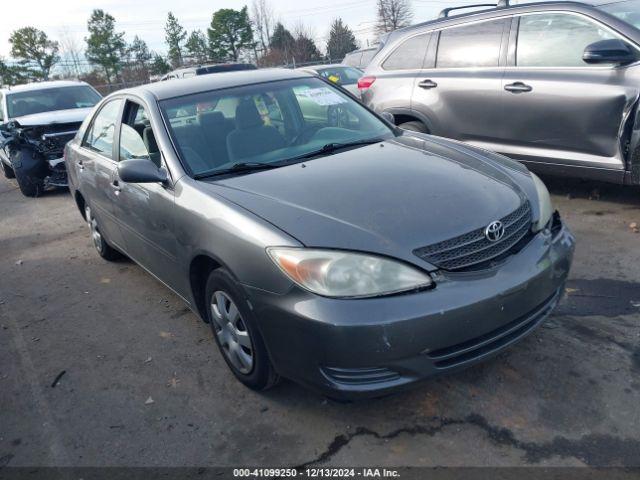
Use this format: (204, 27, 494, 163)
(12, 150, 44, 197)
(205, 268, 279, 391)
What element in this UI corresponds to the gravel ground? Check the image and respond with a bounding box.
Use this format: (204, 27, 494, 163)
(1, 174, 639, 468)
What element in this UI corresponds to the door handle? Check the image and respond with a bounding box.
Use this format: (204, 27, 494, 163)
(111, 179, 121, 195)
(418, 79, 438, 89)
(504, 82, 532, 93)
(77, 160, 84, 171)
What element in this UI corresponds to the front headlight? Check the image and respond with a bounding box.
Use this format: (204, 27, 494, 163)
(267, 248, 433, 298)
(531, 173, 553, 232)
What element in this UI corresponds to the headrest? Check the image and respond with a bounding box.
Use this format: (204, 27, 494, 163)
(235, 99, 263, 129)
(198, 110, 225, 129)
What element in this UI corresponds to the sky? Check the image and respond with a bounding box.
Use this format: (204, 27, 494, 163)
(0, 0, 454, 61)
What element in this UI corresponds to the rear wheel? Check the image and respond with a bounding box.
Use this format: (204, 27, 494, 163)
(399, 121, 428, 133)
(205, 268, 279, 391)
(1, 160, 15, 179)
(84, 205, 120, 261)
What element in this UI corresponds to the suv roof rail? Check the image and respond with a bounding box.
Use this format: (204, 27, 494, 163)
(438, 3, 499, 18)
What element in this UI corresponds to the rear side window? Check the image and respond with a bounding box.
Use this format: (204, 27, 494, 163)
(517, 13, 618, 67)
(82, 99, 122, 158)
(436, 19, 505, 68)
(383, 33, 431, 70)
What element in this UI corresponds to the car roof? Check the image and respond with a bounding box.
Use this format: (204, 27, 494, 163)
(1, 80, 88, 95)
(119, 68, 314, 101)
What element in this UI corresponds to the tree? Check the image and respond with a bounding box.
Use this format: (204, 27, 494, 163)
(149, 53, 171, 76)
(9, 27, 59, 80)
(326, 19, 357, 62)
(185, 30, 209, 64)
(58, 26, 83, 78)
(85, 9, 126, 84)
(269, 23, 295, 55)
(208, 7, 254, 62)
(251, 0, 274, 55)
(376, 0, 413, 34)
(0, 57, 29, 86)
(128, 36, 152, 67)
(165, 12, 187, 68)
(292, 25, 322, 65)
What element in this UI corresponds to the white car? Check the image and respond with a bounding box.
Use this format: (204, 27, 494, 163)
(296, 64, 363, 97)
(0, 80, 101, 196)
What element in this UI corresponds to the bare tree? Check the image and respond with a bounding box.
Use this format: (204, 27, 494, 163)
(58, 26, 84, 78)
(376, 0, 413, 35)
(251, 0, 274, 55)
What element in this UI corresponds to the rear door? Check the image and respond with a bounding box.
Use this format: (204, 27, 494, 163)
(78, 98, 127, 250)
(411, 17, 509, 142)
(498, 11, 639, 170)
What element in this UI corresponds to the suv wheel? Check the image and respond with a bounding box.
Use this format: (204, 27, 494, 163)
(399, 121, 428, 133)
(85, 205, 120, 261)
(1, 160, 15, 179)
(205, 268, 279, 391)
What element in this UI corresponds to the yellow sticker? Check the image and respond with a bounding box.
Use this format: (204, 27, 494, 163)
(328, 75, 340, 83)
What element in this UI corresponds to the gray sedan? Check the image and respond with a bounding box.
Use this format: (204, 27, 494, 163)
(65, 69, 574, 399)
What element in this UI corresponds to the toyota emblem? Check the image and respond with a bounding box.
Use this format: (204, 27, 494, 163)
(484, 221, 505, 242)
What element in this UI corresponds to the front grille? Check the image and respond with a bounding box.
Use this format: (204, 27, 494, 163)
(321, 366, 400, 386)
(414, 201, 532, 271)
(427, 288, 561, 369)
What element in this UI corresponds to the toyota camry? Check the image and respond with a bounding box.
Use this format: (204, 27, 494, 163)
(65, 69, 574, 399)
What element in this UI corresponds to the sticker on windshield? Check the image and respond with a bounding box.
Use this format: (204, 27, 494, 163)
(294, 86, 347, 106)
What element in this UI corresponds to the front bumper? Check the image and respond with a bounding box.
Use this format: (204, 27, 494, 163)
(246, 222, 575, 399)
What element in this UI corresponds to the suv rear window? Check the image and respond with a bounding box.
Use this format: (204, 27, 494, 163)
(436, 19, 505, 68)
(382, 33, 431, 70)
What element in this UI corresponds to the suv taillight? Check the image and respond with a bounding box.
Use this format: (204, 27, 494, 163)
(357, 76, 376, 90)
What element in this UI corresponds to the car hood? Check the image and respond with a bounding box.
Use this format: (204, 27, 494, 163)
(12, 107, 94, 127)
(203, 135, 532, 267)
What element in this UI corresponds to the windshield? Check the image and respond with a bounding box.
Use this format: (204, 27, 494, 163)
(159, 77, 394, 177)
(6, 85, 101, 119)
(315, 66, 363, 86)
(598, 0, 640, 29)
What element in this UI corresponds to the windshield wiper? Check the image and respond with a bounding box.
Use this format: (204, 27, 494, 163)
(194, 162, 280, 179)
(286, 138, 384, 162)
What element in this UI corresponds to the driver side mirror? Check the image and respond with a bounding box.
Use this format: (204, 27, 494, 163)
(583, 39, 636, 65)
(118, 159, 168, 184)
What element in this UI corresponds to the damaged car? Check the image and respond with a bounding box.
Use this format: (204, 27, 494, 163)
(0, 81, 101, 197)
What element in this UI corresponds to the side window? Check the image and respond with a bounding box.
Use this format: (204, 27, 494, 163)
(517, 13, 618, 67)
(383, 34, 430, 70)
(82, 99, 122, 158)
(119, 102, 161, 167)
(436, 19, 506, 68)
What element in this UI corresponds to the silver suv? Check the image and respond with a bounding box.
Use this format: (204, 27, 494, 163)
(360, 0, 640, 185)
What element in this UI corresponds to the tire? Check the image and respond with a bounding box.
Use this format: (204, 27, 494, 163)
(1, 160, 15, 179)
(205, 268, 279, 391)
(84, 205, 121, 261)
(12, 150, 44, 197)
(399, 121, 429, 133)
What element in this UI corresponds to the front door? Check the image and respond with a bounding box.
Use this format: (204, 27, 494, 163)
(410, 17, 509, 143)
(112, 99, 180, 293)
(498, 12, 639, 170)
